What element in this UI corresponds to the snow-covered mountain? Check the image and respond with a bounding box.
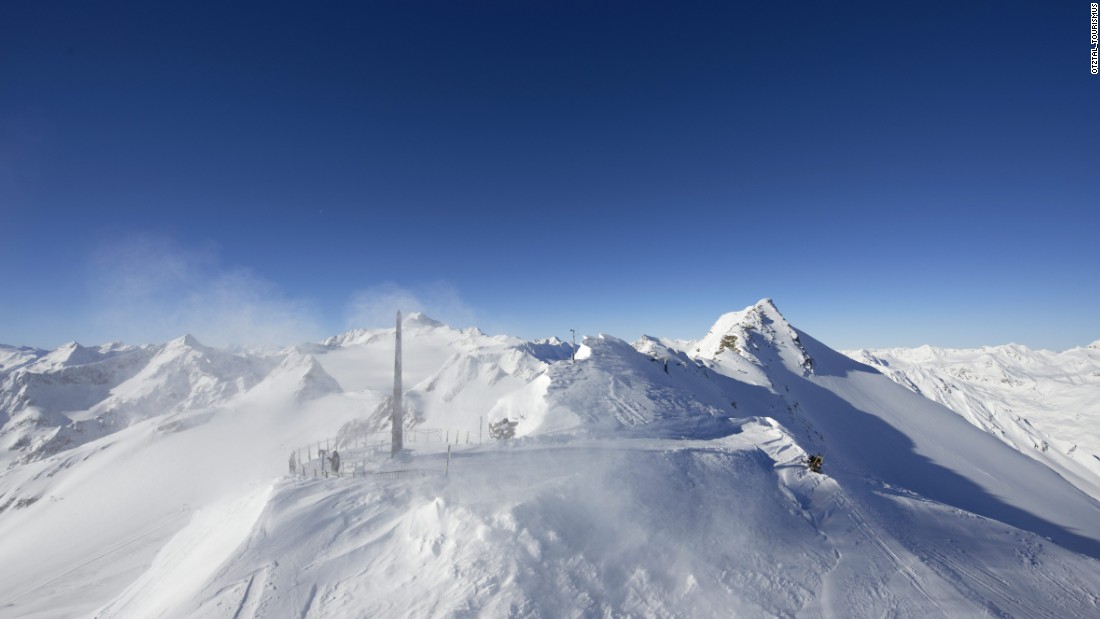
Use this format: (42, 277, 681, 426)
(3, 303, 1100, 617)
(0, 335, 323, 467)
(846, 342, 1100, 501)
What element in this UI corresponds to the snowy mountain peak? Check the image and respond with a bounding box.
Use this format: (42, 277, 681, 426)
(754, 296, 779, 313)
(402, 312, 445, 329)
(693, 299, 813, 374)
(248, 350, 342, 403)
(36, 341, 101, 369)
(632, 334, 675, 358)
(320, 328, 373, 348)
(166, 334, 205, 350)
(462, 326, 487, 338)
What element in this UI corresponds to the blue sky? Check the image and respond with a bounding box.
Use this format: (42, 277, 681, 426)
(2, 1, 1098, 350)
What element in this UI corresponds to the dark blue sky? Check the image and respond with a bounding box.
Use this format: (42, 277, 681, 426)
(2, 1, 1098, 349)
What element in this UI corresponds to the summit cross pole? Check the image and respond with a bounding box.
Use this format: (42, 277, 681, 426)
(570, 329, 576, 363)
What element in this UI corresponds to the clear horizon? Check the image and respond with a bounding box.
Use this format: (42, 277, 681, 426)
(3, 2, 1098, 351)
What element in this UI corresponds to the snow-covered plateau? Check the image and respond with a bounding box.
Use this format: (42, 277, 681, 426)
(2, 300, 1099, 618)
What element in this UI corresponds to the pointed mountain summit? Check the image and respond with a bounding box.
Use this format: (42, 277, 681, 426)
(694, 298, 814, 376)
(247, 350, 343, 403)
(32, 341, 103, 371)
(166, 333, 205, 350)
(402, 311, 446, 330)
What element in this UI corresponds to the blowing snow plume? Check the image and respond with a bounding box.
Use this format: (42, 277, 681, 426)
(88, 235, 323, 348)
(345, 282, 477, 331)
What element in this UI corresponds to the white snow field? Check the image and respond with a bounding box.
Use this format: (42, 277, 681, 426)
(846, 342, 1100, 502)
(2, 302, 1100, 618)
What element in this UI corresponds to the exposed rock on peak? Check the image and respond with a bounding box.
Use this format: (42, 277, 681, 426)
(694, 299, 814, 375)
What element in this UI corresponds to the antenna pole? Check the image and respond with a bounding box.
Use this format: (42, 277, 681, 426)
(392, 310, 404, 457)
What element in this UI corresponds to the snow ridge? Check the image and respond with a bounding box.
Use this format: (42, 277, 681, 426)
(4, 306, 1100, 617)
(0, 335, 341, 465)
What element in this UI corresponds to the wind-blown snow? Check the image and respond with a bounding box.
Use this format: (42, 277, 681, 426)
(2, 300, 1100, 617)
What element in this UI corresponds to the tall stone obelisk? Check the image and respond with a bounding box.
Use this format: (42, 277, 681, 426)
(391, 310, 404, 457)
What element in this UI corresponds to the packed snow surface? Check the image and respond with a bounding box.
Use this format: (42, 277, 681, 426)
(2, 302, 1099, 617)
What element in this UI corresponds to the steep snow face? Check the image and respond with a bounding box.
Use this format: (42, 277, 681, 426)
(0, 345, 157, 462)
(30, 341, 107, 371)
(846, 343, 1100, 501)
(747, 328, 1100, 559)
(243, 350, 343, 404)
(693, 299, 815, 382)
(680, 301, 1100, 559)
(100, 335, 277, 418)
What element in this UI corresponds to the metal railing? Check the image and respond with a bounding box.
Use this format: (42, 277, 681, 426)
(288, 427, 470, 481)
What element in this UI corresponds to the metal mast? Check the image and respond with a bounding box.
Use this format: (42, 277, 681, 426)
(392, 310, 404, 457)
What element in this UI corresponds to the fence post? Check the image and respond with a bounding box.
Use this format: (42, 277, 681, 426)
(446, 445, 451, 479)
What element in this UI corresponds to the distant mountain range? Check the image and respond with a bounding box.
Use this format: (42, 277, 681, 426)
(2, 302, 1099, 617)
(846, 341, 1100, 501)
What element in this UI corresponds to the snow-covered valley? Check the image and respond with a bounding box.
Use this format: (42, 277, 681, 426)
(2, 301, 1099, 617)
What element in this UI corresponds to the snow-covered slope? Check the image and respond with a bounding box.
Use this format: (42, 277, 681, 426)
(126, 426, 1100, 618)
(0, 336, 309, 466)
(0, 344, 47, 374)
(690, 301, 1100, 557)
(3, 303, 1100, 618)
(846, 342, 1100, 501)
